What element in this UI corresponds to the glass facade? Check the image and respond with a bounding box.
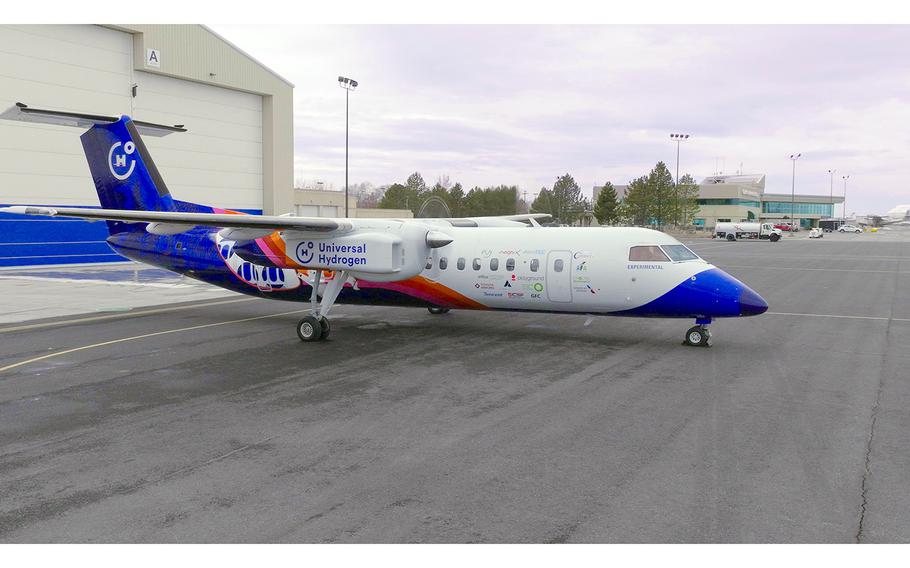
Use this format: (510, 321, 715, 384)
(697, 198, 761, 207)
(762, 201, 833, 216)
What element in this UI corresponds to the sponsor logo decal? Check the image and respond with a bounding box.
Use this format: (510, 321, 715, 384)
(627, 264, 665, 270)
(483, 291, 504, 297)
(576, 261, 588, 271)
(504, 280, 512, 288)
(507, 292, 525, 299)
(296, 241, 368, 267)
(573, 251, 593, 259)
(296, 241, 315, 263)
(532, 282, 544, 293)
(108, 141, 136, 180)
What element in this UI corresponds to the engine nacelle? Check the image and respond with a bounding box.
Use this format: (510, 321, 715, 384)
(284, 223, 443, 282)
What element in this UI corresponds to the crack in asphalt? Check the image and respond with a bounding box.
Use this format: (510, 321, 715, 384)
(855, 242, 904, 543)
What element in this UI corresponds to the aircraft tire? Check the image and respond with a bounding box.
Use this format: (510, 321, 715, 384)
(297, 315, 323, 342)
(428, 307, 450, 315)
(684, 326, 711, 347)
(318, 316, 331, 340)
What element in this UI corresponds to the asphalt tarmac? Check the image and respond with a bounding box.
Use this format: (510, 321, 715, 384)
(1, 231, 908, 542)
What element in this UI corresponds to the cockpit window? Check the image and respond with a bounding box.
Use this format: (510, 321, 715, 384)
(628, 246, 669, 262)
(661, 244, 701, 262)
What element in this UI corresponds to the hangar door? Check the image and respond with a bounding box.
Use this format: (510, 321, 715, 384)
(132, 71, 264, 213)
(0, 24, 134, 267)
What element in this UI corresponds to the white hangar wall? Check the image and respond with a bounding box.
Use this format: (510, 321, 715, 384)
(0, 24, 294, 267)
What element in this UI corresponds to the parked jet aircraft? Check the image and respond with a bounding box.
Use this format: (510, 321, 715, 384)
(0, 104, 768, 346)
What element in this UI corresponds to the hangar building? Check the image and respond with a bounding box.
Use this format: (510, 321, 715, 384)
(0, 24, 294, 267)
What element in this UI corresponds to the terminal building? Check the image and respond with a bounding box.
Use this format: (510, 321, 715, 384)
(593, 173, 843, 230)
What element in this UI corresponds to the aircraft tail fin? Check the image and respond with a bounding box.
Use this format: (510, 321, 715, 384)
(0, 103, 187, 234)
(80, 117, 176, 215)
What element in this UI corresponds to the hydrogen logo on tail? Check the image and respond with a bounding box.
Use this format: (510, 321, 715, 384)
(296, 241, 314, 264)
(108, 141, 136, 180)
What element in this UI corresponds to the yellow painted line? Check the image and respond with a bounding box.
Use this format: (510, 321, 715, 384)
(0, 308, 309, 374)
(0, 297, 254, 334)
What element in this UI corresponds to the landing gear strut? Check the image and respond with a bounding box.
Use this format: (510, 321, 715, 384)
(683, 317, 712, 347)
(297, 269, 347, 342)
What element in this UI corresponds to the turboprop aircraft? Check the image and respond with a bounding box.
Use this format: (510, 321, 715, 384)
(0, 103, 768, 346)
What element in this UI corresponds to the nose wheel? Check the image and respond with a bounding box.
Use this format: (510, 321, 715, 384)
(684, 318, 712, 347)
(428, 306, 450, 315)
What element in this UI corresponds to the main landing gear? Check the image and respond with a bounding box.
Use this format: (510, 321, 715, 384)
(297, 269, 347, 342)
(427, 306, 450, 315)
(683, 317, 712, 347)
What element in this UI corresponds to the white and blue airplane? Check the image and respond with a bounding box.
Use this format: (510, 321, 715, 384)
(0, 103, 768, 346)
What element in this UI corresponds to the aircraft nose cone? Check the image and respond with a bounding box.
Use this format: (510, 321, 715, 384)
(738, 286, 769, 316)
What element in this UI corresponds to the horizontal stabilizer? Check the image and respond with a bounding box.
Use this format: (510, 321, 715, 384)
(0, 103, 186, 137)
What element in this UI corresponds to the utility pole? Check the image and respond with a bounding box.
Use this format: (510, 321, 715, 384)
(338, 76, 358, 217)
(670, 133, 690, 226)
(828, 169, 836, 219)
(789, 153, 801, 236)
(842, 175, 850, 220)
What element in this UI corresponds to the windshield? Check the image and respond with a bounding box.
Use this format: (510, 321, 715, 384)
(660, 244, 701, 262)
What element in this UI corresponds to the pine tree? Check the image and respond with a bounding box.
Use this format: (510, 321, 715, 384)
(676, 173, 700, 226)
(647, 161, 675, 227)
(619, 176, 651, 226)
(594, 182, 620, 225)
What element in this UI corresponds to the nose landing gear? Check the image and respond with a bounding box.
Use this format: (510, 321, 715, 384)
(683, 317, 712, 347)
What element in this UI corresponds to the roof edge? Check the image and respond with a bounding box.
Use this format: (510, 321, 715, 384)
(199, 24, 295, 88)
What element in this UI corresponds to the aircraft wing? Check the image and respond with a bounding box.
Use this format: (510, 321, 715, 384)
(0, 206, 348, 233)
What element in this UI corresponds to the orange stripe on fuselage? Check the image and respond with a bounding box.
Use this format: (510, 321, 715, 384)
(399, 275, 487, 309)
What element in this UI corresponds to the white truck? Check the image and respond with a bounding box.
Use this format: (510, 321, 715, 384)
(714, 222, 783, 242)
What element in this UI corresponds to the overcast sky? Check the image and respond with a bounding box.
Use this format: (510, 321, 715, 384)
(212, 25, 909, 215)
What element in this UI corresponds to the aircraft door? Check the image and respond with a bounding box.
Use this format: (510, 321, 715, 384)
(546, 250, 572, 302)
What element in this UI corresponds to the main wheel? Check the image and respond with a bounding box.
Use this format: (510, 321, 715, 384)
(428, 306, 450, 315)
(318, 316, 331, 340)
(297, 315, 323, 342)
(684, 326, 711, 347)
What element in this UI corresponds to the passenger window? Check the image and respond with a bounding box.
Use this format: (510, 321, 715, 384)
(457, 257, 466, 270)
(472, 258, 481, 270)
(530, 258, 539, 272)
(628, 246, 670, 262)
(490, 258, 499, 271)
(554, 259, 564, 272)
(439, 257, 448, 270)
(425, 258, 433, 269)
(506, 258, 515, 271)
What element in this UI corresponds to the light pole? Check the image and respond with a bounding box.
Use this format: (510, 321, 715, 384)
(338, 76, 358, 218)
(842, 174, 850, 220)
(789, 153, 801, 236)
(670, 133, 690, 226)
(828, 169, 836, 219)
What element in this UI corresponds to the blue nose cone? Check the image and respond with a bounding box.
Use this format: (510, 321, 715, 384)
(738, 285, 769, 316)
(617, 268, 770, 318)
